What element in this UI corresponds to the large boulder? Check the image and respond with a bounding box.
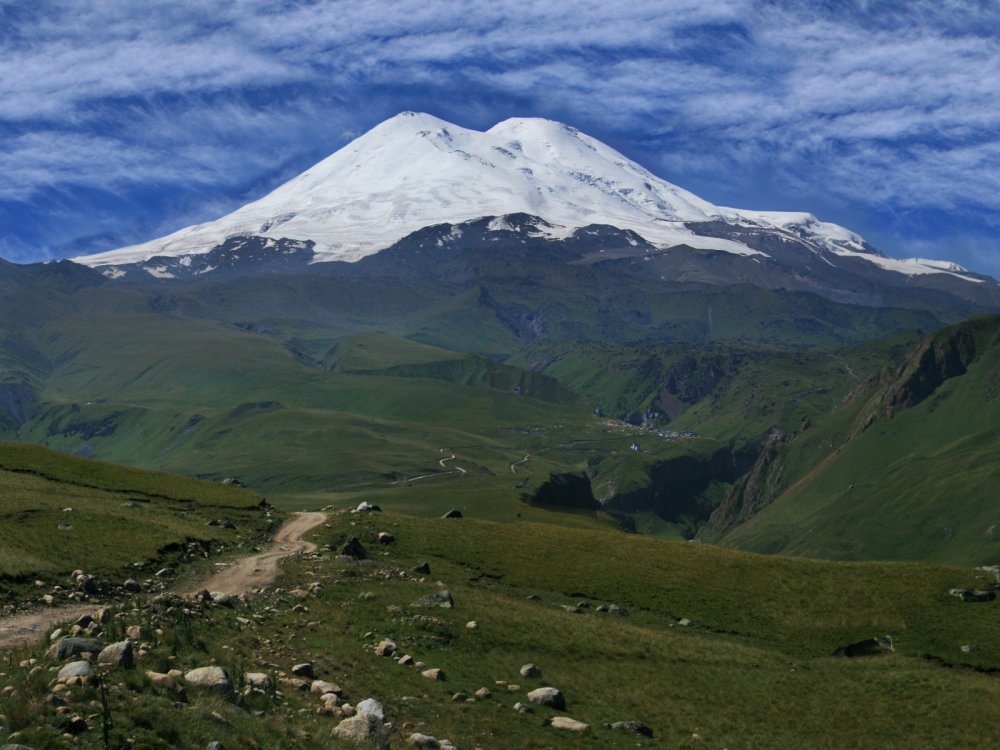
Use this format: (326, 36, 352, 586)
(57, 660, 94, 682)
(356, 698, 386, 720)
(98, 640, 134, 669)
(528, 686, 566, 710)
(48, 637, 105, 662)
(338, 537, 367, 559)
(184, 666, 232, 691)
(332, 712, 390, 750)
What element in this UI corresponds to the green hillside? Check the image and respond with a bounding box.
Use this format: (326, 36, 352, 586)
(0, 442, 267, 587)
(715, 315, 1000, 565)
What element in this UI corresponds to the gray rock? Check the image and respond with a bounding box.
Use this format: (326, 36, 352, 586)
(184, 666, 232, 691)
(356, 697, 386, 720)
(609, 720, 653, 737)
(414, 589, 454, 608)
(513, 701, 534, 714)
(155, 568, 174, 578)
(291, 662, 314, 678)
(376, 531, 395, 544)
(122, 578, 142, 592)
(375, 639, 397, 657)
(48, 637, 105, 662)
(57, 660, 94, 682)
(332, 712, 390, 750)
(519, 663, 542, 678)
(551, 716, 588, 731)
(421, 667, 446, 681)
(355, 501, 381, 513)
(407, 733, 441, 749)
(413, 562, 431, 575)
(311, 679, 342, 695)
(209, 591, 235, 607)
(527, 686, 566, 710)
(97, 640, 134, 669)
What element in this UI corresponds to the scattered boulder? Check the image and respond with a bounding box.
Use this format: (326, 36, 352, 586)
(834, 636, 894, 657)
(375, 639, 397, 657)
(338, 537, 367, 559)
(397, 655, 414, 666)
(550, 716, 588, 732)
(407, 734, 441, 749)
(355, 501, 382, 513)
(184, 666, 232, 691)
(291, 662, 314, 678)
(474, 687, 492, 700)
(332, 712, 390, 750)
(244, 672, 272, 690)
(356, 698, 386, 720)
(48, 637, 105, 662)
(209, 591, 235, 607)
(97, 640, 134, 669)
(513, 702, 534, 714)
(608, 720, 653, 737)
(441, 508, 463, 519)
(519, 663, 542, 679)
(57, 660, 94, 682)
(465, 620, 478, 630)
(414, 589, 454, 608)
(123, 579, 142, 593)
(413, 562, 431, 575)
(376, 532, 395, 545)
(528, 687, 566, 710)
(421, 667, 446, 681)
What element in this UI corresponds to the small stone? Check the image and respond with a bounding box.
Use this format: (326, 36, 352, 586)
(414, 589, 454, 608)
(609, 720, 653, 737)
(376, 532, 395, 545)
(397, 655, 414, 666)
(474, 687, 492, 700)
(184, 666, 232, 691)
(376, 639, 397, 657)
(338, 537, 367, 559)
(244, 672, 272, 690)
(961, 644, 978, 653)
(155, 568, 174, 578)
(441, 508, 463, 519)
(97, 640, 134, 669)
(451, 692, 468, 702)
(48, 637, 105, 662)
(413, 562, 431, 575)
(465, 620, 478, 630)
(513, 701, 534, 714)
(311, 679, 342, 695)
(421, 667, 445, 681)
(291, 662, 314, 678)
(123, 579, 142, 592)
(332, 712, 389, 750)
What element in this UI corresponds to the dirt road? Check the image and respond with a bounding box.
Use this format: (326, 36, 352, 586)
(0, 511, 327, 650)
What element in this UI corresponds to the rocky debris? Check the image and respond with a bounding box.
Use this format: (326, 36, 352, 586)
(332, 712, 390, 750)
(407, 733, 441, 748)
(48, 637, 105, 662)
(834, 636, 894, 657)
(414, 589, 454, 608)
(97, 640, 134, 669)
(413, 562, 431, 575)
(184, 666, 232, 691)
(244, 672, 272, 690)
(550, 716, 588, 731)
(607, 720, 654, 737)
(949, 587, 996, 602)
(354, 501, 382, 513)
(291, 662, 314, 678)
(528, 686, 566, 710)
(376, 531, 396, 545)
(209, 591, 235, 607)
(311, 679, 342, 695)
(57, 660, 94, 682)
(338, 537, 367, 559)
(376, 639, 397, 657)
(519, 663, 541, 678)
(441, 508, 463, 519)
(421, 667, 446, 681)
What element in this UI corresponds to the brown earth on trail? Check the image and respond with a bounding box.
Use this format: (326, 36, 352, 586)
(0, 511, 326, 650)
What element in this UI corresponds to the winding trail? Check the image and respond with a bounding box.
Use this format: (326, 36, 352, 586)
(509, 454, 530, 474)
(0, 511, 327, 650)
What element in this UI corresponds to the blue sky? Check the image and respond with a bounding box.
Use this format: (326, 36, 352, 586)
(2, 0, 999, 277)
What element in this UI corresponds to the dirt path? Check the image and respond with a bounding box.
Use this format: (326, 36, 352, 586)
(0, 511, 327, 650)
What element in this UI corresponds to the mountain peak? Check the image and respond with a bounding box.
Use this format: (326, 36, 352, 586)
(72, 114, 989, 288)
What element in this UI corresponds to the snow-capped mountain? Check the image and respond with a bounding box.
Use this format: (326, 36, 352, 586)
(74, 112, 985, 286)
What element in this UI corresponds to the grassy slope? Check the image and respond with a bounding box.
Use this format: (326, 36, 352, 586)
(720, 316, 1000, 565)
(0, 442, 266, 583)
(4, 510, 999, 749)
